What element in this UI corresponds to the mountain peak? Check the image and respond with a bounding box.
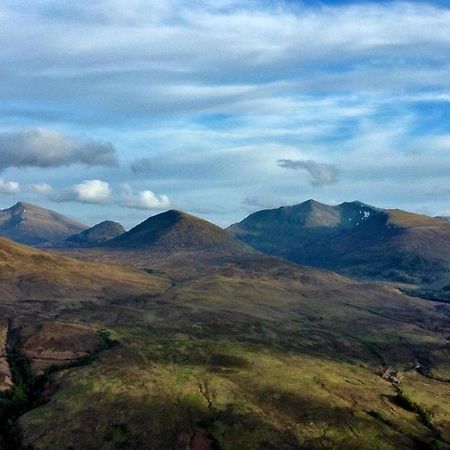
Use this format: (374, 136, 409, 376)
(107, 209, 250, 255)
(0, 202, 87, 246)
(8, 201, 34, 212)
(64, 220, 125, 247)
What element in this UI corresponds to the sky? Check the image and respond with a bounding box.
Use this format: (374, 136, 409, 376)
(1, 0, 450, 228)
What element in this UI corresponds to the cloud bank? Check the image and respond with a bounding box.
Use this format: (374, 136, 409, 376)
(1, 1, 450, 223)
(0, 128, 117, 171)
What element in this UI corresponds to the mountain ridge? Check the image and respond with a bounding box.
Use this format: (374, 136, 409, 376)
(228, 199, 450, 286)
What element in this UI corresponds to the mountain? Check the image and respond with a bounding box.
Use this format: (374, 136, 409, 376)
(228, 199, 450, 285)
(436, 216, 450, 222)
(0, 202, 87, 245)
(106, 209, 250, 255)
(64, 220, 125, 247)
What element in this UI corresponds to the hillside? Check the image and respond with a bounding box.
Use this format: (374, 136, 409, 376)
(64, 221, 125, 247)
(0, 237, 168, 304)
(107, 209, 250, 255)
(228, 200, 450, 286)
(0, 202, 87, 246)
(6, 247, 450, 450)
(0, 233, 449, 448)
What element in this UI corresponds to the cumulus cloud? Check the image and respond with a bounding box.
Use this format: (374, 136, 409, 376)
(0, 179, 20, 195)
(29, 183, 53, 194)
(119, 184, 171, 210)
(278, 159, 338, 187)
(0, 128, 117, 171)
(57, 180, 112, 204)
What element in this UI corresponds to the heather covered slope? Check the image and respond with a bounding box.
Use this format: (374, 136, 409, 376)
(10, 248, 450, 450)
(107, 209, 250, 255)
(0, 202, 87, 246)
(0, 237, 168, 302)
(229, 200, 450, 286)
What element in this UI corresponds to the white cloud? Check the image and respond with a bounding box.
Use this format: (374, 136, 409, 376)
(0, 179, 20, 195)
(119, 184, 171, 210)
(57, 179, 112, 204)
(29, 183, 53, 194)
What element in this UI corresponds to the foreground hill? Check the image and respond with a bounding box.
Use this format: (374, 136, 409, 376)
(64, 220, 125, 247)
(5, 246, 449, 450)
(0, 237, 167, 304)
(106, 209, 250, 255)
(0, 202, 87, 245)
(228, 200, 450, 286)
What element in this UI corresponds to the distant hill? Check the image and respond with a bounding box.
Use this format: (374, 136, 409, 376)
(64, 221, 125, 247)
(0, 202, 87, 245)
(106, 209, 250, 255)
(228, 199, 450, 285)
(436, 216, 450, 222)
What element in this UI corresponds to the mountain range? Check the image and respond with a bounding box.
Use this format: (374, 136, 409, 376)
(1, 199, 450, 288)
(229, 199, 450, 286)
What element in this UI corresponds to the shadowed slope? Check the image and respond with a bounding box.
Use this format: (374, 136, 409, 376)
(107, 209, 250, 255)
(64, 220, 125, 247)
(229, 200, 450, 285)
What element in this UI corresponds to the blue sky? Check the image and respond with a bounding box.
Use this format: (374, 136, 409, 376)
(1, 0, 450, 228)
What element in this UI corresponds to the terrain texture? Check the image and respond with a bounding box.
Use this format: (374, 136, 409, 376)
(0, 204, 449, 449)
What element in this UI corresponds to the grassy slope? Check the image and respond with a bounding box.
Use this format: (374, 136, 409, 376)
(13, 251, 450, 450)
(0, 237, 169, 304)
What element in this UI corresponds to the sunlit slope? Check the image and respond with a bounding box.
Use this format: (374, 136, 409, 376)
(0, 202, 87, 245)
(12, 248, 450, 450)
(0, 237, 169, 301)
